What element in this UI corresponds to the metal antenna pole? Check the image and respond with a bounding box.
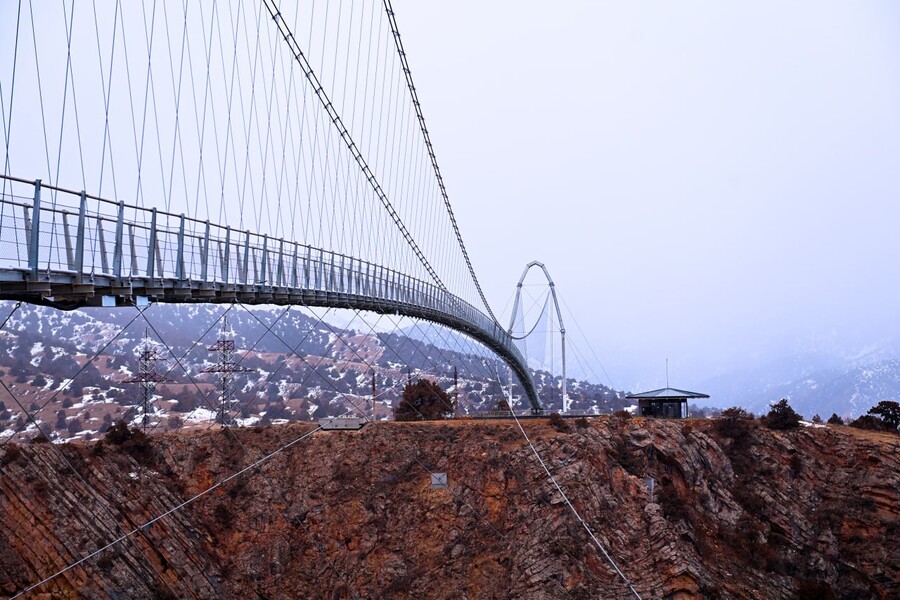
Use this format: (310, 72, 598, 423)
(453, 366, 458, 416)
(371, 370, 376, 420)
(561, 326, 568, 413)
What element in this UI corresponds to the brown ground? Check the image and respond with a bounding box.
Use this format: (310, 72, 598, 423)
(0, 417, 897, 599)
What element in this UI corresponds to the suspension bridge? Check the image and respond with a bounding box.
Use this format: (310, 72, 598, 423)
(0, 0, 544, 409)
(0, 2, 645, 598)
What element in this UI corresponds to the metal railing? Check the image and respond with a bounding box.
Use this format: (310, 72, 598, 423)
(0, 174, 541, 410)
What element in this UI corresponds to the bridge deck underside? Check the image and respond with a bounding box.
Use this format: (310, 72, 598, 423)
(0, 274, 540, 413)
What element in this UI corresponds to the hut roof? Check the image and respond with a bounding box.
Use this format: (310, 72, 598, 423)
(625, 387, 709, 401)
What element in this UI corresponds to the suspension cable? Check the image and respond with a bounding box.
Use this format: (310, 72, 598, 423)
(381, 0, 498, 322)
(261, 0, 447, 294)
(509, 291, 551, 340)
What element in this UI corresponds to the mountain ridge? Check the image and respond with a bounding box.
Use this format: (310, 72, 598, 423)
(0, 303, 624, 443)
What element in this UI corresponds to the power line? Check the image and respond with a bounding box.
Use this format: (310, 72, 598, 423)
(8, 422, 329, 599)
(500, 400, 643, 599)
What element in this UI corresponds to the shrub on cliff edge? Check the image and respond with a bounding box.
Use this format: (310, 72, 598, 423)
(104, 421, 154, 463)
(549, 412, 570, 433)
(764, 399, 801, 430)
(849, 415, 891, 432)
(393, 379, 454, 421)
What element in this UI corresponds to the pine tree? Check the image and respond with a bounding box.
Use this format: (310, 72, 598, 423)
(764, 399, 801, 430)
(867, 400, 899, 430)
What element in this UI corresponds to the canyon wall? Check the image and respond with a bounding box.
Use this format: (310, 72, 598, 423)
(1, 418, 897, 599)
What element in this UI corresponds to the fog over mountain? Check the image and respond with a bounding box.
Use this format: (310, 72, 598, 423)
(394, 0, 900, 404)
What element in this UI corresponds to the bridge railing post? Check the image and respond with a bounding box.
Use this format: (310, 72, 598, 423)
(241, 231, 250, 285)
(126, 224, 136, 277)
(174, 214, 185, 280)
(222, 226, 231, 283)
(112, 201, 124, 278)
(329, 251, 336, 291)
(147, 208, 158, 280)
(28, 179, 41, 278)
(62, 212, 74, 271)
(74, 192, 86, 280)
(292, 243, 300, 289)
(276, 239, 284, 287)
(364, 262, 371, 298)
(97, 216, 109, 274)
(259, 234, 268, 285)
(200, 220, 210, 281)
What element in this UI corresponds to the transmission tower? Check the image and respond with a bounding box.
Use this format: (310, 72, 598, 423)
(124, 328, 168, 431)
(203, 317, 253, 426)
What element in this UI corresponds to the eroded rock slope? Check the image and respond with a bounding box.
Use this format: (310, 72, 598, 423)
(0, 418, 897, 599)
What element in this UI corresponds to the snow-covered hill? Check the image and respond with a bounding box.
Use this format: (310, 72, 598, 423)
(0, 302, 625, 442)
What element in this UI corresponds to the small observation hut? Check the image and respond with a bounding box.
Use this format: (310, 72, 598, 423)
(626, 387, 709, 419)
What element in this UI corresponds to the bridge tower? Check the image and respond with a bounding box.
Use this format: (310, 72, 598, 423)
(508, 262, 569, 413)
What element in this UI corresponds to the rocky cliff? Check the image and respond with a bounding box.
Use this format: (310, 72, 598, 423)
(0, 418, 897, 599)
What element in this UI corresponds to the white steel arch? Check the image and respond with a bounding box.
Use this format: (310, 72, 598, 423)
(508, 261, 568, 412)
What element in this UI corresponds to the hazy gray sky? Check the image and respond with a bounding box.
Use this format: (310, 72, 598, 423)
(2, 2, 898, 393)
(392, 0, 900, 389)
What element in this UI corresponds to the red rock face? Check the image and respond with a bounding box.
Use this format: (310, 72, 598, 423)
(0, 419, 897, 599)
